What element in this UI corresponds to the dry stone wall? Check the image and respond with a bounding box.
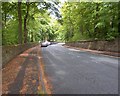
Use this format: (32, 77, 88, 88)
(66, 39, 120, 52)
(2, 43, 39, 68)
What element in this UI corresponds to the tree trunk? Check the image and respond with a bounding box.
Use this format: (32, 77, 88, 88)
(86, 27, 91, 37)
(31, 31, 34, 42)
(4, 12, 7, 26)
(2, 10, 7, 45)
(24, 0, 30, 43)
(18, 1, 22, 44)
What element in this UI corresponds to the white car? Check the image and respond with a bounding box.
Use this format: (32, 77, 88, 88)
(41, 41, 51, 47)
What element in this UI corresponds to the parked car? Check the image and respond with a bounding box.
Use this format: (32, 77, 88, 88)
(41, 41, 51, 47)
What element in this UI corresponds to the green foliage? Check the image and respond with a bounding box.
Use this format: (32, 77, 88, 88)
(2, 2, 119, 45)
(2, 19, 19, 45)
(59, 2, 119, 42)
(2, 2, 59, 45)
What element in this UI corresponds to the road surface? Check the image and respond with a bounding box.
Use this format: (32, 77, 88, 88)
(41, 43, 118, 94)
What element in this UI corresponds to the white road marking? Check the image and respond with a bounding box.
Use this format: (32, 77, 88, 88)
(68, 48, 80, 52)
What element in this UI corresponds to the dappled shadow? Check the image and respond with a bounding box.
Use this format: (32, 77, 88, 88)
(8, 49, 40, 94)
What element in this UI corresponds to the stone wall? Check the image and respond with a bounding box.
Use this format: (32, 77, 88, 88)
(66, 39, 120, 52)
(2, 43, 39, 68)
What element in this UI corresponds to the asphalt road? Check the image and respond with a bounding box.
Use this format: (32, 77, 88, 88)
(41, 43, 118, 94)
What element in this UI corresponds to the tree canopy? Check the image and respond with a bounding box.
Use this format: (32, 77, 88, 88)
(58, 2, 119, 42)
(1, 1, 119, 45)
(2, 1, 60, 45)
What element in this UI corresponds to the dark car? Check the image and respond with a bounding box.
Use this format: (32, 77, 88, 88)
(49, 41, 58, 45)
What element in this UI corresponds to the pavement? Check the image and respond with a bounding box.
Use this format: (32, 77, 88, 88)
(41, 43, 118, 94)
(2, 46, 46, 94)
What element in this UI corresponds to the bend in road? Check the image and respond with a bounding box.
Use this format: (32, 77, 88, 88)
(41, 43, 118, 94)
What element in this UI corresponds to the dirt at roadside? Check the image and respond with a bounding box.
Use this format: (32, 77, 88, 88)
(2, 46, 51, 94)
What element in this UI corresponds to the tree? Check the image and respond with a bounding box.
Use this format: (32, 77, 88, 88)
(18, 1, 22, 44)
(59, 2, 119, 42)
(23, 0, 30, 43)
(2, 1, 60, 45)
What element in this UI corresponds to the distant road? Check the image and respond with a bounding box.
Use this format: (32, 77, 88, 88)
(41, 43, 118, 94)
